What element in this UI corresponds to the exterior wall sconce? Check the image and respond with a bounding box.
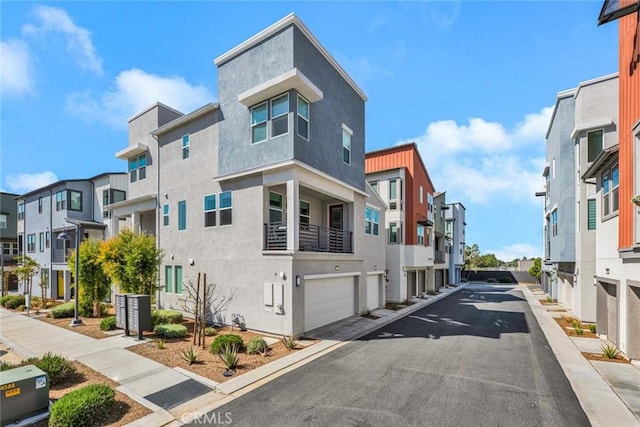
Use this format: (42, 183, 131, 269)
(605, 268, 610, 274)
(334, 265, 340, 271)
(296, 275, 301, 287)
(188, 259, 195, 266)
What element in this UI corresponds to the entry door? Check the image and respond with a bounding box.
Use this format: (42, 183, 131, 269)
(57, 271, 64, 299)
(329, 205, 343, 230)
(329, 205, 343, 252)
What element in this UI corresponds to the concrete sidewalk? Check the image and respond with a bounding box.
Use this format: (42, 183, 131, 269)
(519, 284, 640, 427)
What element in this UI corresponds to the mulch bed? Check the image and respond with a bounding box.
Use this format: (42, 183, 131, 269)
(581, 352, 630, 364)
(539, 299, 559, 305)
(127, 323, 314, 384)
(554, 316, 598, 338)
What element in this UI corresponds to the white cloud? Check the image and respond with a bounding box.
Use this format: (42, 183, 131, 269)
(0, 39, 34, 97)
(5, 171, 58, 194)
(66, 68, 215, 128)
(335, 54, 392, 90)
(401, 107, 552, 204)
(487, 243, 541, 262)
(22, 5, 103, 75)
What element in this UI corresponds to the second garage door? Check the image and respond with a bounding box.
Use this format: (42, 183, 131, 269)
(305, 275, 356, 332)
(367, 274, 382, 310)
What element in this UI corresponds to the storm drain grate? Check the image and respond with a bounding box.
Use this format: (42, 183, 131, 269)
(144, 379, 212, 410)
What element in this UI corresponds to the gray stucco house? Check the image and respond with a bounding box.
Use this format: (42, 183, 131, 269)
(112, 14, 387, 336)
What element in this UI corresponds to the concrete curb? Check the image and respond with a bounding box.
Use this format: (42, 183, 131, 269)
(519, 284, 640, 427)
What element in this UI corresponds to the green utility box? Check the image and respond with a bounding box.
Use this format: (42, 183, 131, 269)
(0, 365, 49, 426)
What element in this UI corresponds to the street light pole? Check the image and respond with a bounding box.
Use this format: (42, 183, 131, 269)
(70, 224, 82, 327)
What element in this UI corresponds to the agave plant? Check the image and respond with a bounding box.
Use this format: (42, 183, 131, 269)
(218, 344, 239, 370)
(601, 344, 620, 359)
(282, 334, 298, 350)
(181, 346, 199, 365)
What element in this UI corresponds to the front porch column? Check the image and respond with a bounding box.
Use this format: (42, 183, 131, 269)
(132, 212, 141, 234)
(286, 179, 300, 251)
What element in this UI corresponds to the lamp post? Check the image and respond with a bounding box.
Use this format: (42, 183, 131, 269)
(57, 223, 83, 327)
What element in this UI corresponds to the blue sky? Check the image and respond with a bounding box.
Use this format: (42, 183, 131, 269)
(1, 1, 618, 261)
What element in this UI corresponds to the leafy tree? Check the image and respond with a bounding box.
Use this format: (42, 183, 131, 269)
(68, 238, 111, 317)
(15, 255, 39, 297)
(464, 244, 481, 270)
(528, 257, 542, 283)
(99, 230, 163, 295)
(478, 253, 499, 268)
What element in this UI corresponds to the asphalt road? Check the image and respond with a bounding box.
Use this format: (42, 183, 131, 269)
(193, 283, 590, 427)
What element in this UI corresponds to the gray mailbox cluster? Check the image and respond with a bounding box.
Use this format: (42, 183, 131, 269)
(115, 294, 151, 340)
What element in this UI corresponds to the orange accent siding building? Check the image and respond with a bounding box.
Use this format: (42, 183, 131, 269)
(618, 11, 640, 248)
(365, 143, 435, 245)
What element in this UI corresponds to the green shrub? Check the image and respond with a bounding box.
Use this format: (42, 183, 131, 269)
(282, 334, 298, 350)
(217, 344, 239, 370)
(155, 338, 165, 349)
(0, 361, 15, 372)
(49, 384, 115, 427)
(588, 324, 597, 333)
(574, 325, 584, 335)
(151, 310, 183, 326)
(16, 304, 25, 312)
(32, 352, 76, 385)
(601, 344, 620, 359)
(498, 277, 513, 283)
(154, 323, 187, 338)
(209, 334, 244, 354)
(246, 337, 268, 355)
(99, 316, 117, 331)
(3, 295, 26, 309)
(0, 295, 13, 306)
(204, 327, 217, 336)
(486, 278, 497, 283)
(51, 302, 76, 318)
(79, 301, 109, 318)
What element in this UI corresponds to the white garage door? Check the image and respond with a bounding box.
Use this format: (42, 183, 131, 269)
(305, 275, 356, 332)
(367, 274, 382, 310)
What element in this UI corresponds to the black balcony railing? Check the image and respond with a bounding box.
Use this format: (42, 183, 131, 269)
(434, 249, 445, 263)
(264, 222, 353, 254)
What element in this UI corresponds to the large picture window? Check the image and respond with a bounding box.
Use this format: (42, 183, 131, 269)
(251, 93, 292, 144)
(69, 190, 82, 211)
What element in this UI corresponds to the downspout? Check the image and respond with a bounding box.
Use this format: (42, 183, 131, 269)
(48, 188, 53, 298)
(153, 133, 161, 308)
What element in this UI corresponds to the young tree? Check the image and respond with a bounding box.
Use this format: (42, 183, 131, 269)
(15, 255, 39, 297)
(464, 244, 481, 271)
(68, 238, 111, 317)
(100, 229, 163, 295)
(529, 257, 542, 283)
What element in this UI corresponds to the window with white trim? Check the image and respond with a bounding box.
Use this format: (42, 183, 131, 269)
(365, 207, 380, 236)
(55, 191, 67, 211)
(389, 178, 402, 210)
(300, 200, 310, 226)
(417, 225, 425, 245)
(370, 181, 378, 194)
(18, 203, 24, 221)
(204, 195, 216, 227)
(251, 101, 268, 144)
(297, 95, 309, 139)
(602, 163, 619, 217)
(163, 203, 170, 227)
(182, 134, 190, 159)
(552, 210, 558, 237)
(0, 214, 6, 229)
(219, 191, 232, 226)
(271, 93, 289, 137)
(27, 233, 36, 253)
(389, 222, 401, 244)
(38, 197, 43, 214)
(342, 125, 352, 165)
(129, 154, 147, 183)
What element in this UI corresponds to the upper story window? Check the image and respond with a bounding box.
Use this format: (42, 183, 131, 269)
(38, 197, 43, 214)
(389, 222, 401, 244)
(27, 233, 36, 253)
(178, 200, 187, 231)
(163, 203, 170, 227)
(370, 181, 378, 194)
(297, 95, 309, 139)
(0, 214, 6, 229)
(103, 188, 126, 218)
(389, 178, 403, 210)
(365, 207, 379, 236)
(39, 232, 44, 252)
(587, 199, 596, 231)
(552, 210, 558, 237)
(271, 94, 289, 138)
(251, 93, 289, 144)
(129, 154, 147, 183)
(602, 163, 619, 217)
(46, 231, 50, 248)
(18, 203, 24, 221)
(219, 191, 232, 226)
(204, 195, 216, 227)
(417, 225, 425, 246)
(182, 135, 190, 159)
(342, 125, 352, 166)
(55, 191, 67, 211)
(587, 129, 603, 162)
(269, 192, 283, 223)
(419, 186, 424, 204)
(69, 190, 82, 211)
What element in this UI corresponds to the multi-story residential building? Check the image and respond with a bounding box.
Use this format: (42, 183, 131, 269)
(365, 143, 436, 302)
(16, 173, 127, 299)
(111, 14, 386, 336)
(541, 89, 576, 302)
(433, 192, 449, 288)
(595, 1, 640, 361)
(444, 202, 465, 284)
(1, 192, 19, 294)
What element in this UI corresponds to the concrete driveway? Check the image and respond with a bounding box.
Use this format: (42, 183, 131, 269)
(192, 283, 590, 427)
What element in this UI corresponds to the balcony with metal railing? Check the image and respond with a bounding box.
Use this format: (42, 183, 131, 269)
(264, 222, 353, 253)
(434, 249, 445, 264)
